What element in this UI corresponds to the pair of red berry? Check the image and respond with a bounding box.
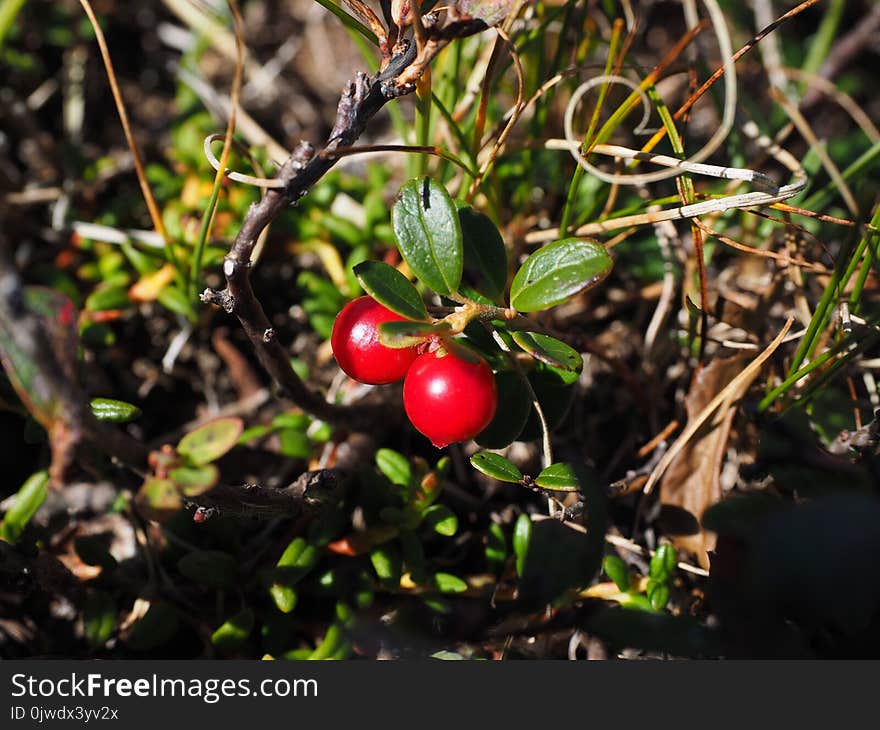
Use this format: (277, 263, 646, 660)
(331, 296, 497, 448)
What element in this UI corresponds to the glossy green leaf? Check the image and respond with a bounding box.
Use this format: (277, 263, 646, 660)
(169, 464, 219, 496)
(433, 572, 468, 593)
(376, 448, 411, 488)
(422, 504, 458, 536)
(271, 537, 319, 614)
(510, 238, 612, 312)
(475, 371, 531, 449)
(649, 544, 677, 582)
(470, 452, 523, 483)
(513, 513, 532, 577)
(211, 608, 254, 653)
(370, 543, 402, 588)
(89, 397, 142, 423)
(392, 177, 462, 296)
(82, 590, 117, 648)
(354, 261, 428, 321)
(459, 205, 507, 299)
(647, 580, 670, 611)
(177, 550, 238, 589)
(377, 320, 451, 349)
(603, 555, 632, 592)
(0, 470, 49, 543)
(511, 331, 582, 372)
(535, 462, 581, 492)
(177, 417, 243, 465)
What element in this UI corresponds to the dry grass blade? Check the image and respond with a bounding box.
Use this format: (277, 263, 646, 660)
(643, 317, 794, 495)
(77, 0, 167, 243)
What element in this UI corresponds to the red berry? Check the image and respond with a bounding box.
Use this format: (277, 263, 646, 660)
(331, 296, 419, 385)
(403, 345, 498, 448)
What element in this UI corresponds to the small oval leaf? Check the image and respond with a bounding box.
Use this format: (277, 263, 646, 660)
(603, 555, 632, 593)
(470, 452, 523, 483)
(534, 462, 581, 492)
(354, 261, 428, 321)
(376, 448, 411, 487)
(459, 206, 508, 299)
(392, 177, 463, 296)
(422, 504, 458, 536)
(211, 608, 254, 653)
(177, 417, 243, 465)
(90, 397, 142, 423)
(513, 513, 532, 577)
(510, 238, 612, 312)
(433, 572, 468, 593)
(510, 331, 583, 373)
(135, 478, 181, 523)
(169, 464, 220, 496)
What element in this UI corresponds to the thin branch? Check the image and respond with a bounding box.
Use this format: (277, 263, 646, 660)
(206, 19, 489, 426)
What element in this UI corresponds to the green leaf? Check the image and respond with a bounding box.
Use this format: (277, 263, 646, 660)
(470, 452, 523, 483)
(279, 429, 311, 459)
(377, 320, 451, 349)
(535, 462, 581, 492)
(177, 417, 243, 465)
(392, 177, 463, 296)
(475, 370, 531, 449)
(271, 538, 319, 614)
(0, 470, 49, 543)
(177, 550, 238, 590)
(169, 464, 219, 496)
(85, 284, 131, 312)
(511, 331, 582, 372)
(422, 504, 458, 536)
(376, 448, 411, 488)
(157, 286, 194, 318)
(211, 608, 254, 654)
(459, 206, 508, 299)
(82, 590, 117, 648)
(603, 555, 632, 592)
(513, 513, 532, 577)
(433, 572, 468, 594)
(370, 543, 402, 588)
(89, 397, 142, 423)
(135, 478, 181, 522)
(354, 261, 428, 321)
(647, 580, 670, 611)
(510, 238, 612, 312)
(649, 544, 677, 582)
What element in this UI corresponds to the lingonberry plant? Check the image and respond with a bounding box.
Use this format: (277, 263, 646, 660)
(344, 175, 613, 453)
